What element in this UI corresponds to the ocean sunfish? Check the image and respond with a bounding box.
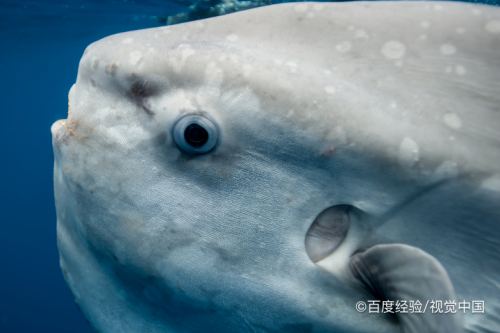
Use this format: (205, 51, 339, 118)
(51, 2, 500, 332)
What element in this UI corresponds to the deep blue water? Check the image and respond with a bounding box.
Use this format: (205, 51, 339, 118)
(0, 0, 499, 332)
(1, 2, 177, 332)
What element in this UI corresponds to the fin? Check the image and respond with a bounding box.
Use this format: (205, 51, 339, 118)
(350, 243, 463, 333)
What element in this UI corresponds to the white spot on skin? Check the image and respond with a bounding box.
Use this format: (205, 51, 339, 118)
(472, 8, 482, 16)
(242, 64, 252, 77)
(306, 12, 315, 19)
(418, 34, 428, 41)
(324, 86, 336, 94)
(286, 61, 298, 73)
(456, 27, 466, 34)
(420, 21, 431, 29)
(129, 51, 142, 65)
(443, 113, 462, 129)
(229, 54, 239, 63)
(335, 41, 352, 53)
(333, 126, 347, 144)
(455, 65, 467, 76)
(201, 62, 223, 97)
(181, 47, 194, 59)
(485, 20, 500, 34)
(433, 4, 443, 11)
(294, 4, 308, 12)
(381, 41, 406, 59)
(440, 44, 457, 55)
(433, 161, 459, 180)
(171, 44, 195, 72)
(226, 34, 238, 42)
(355, 29, 368, 39)
(399, 137, 420, 167)
(481, 176, 500, 192)
(122, 38, 133, 44)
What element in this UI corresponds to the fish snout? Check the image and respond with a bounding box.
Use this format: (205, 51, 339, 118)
(51, 119, 68, 143)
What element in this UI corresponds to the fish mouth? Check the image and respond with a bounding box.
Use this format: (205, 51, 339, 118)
(51, 119, 66, 137)
(51, 119, 68, 153)
(51, 117, 79, 148)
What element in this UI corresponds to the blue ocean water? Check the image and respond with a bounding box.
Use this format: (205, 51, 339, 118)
(0, 3, 177, 332)
(0, 1, 498, 332)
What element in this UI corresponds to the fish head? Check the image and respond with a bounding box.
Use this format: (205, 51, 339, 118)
(52, 2, 500, 333)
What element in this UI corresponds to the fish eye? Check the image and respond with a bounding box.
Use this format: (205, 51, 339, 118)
(172, 114, 219, 155)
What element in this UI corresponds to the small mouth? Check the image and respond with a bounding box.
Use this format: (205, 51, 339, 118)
(51, 119, 73, 151)
(51, 119, 66, 135)
(305, 204, 365, 263)
(51, 118, 77, 145)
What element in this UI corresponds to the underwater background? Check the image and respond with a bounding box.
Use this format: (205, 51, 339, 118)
(0, 0, 499, 332)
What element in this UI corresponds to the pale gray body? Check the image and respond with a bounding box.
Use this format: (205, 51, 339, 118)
(52, 2, 500, 332)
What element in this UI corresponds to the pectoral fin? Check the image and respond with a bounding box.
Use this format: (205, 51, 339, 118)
(350, 244, 463, 333)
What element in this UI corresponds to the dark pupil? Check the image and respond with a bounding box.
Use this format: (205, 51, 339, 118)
(184, 123, 209, 147)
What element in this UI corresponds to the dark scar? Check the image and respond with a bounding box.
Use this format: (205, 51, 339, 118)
(127, 79, 159, 116)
